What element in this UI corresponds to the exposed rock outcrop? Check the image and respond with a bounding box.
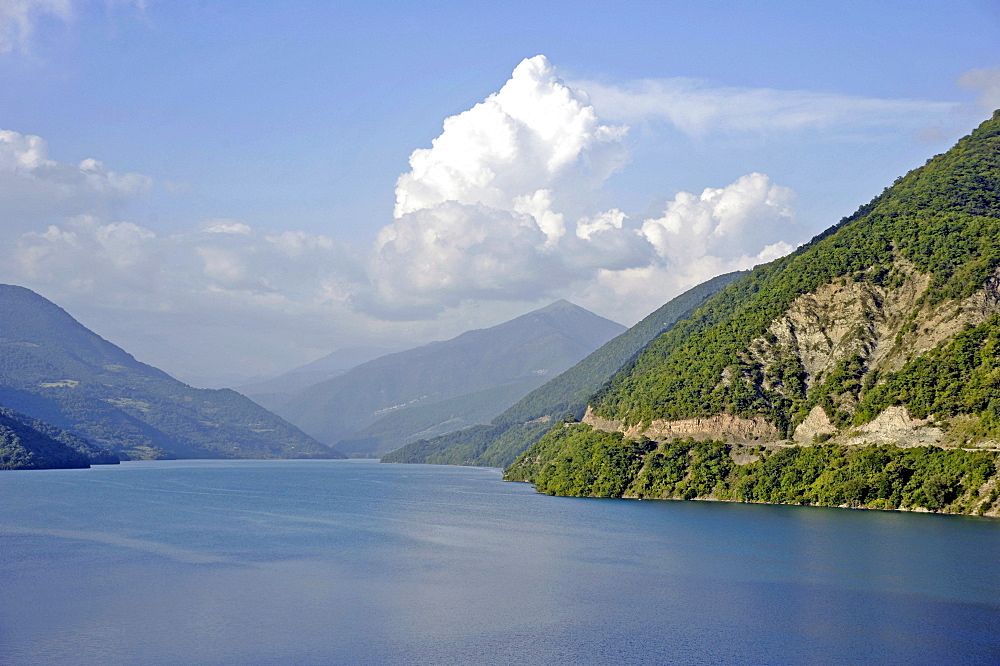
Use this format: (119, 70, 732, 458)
(586, 267, 1000, 449)
(793, 405, 837, 443)
(583, 406, 779, 443)
(840, 405, 944, 447)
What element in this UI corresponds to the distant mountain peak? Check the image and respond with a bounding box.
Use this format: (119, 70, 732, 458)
(270, 299, 627, 452)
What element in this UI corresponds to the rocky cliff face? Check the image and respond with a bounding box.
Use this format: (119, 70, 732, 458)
(754, 262, 1000, 384)
(583, 406, 779, 443)
(586, 264, 1000, 448)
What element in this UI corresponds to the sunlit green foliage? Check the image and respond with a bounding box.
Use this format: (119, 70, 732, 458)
(856, 315, 1000, 440)
(590, 111, 1000, 431)
(507, 425, 999, 515)
(505, 423, 655, 497)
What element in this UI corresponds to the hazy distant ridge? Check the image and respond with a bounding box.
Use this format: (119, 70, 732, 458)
(384, 271, 744, 467)
(271, 300, 625, 455)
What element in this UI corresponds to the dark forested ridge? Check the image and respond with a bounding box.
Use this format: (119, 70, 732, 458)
(0, 407, 99, 470)
(506, 111, 1000, 516)
(271, 300, 625, 453)
(1, 409, 89, 470)
(0, 285, 340, 460)
(384, 271, 745, 467)
(0, 406, 119, 466)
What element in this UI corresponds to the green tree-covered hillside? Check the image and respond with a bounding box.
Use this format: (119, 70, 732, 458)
(506, 111, 1000, 516)
(0, 285, 339, 460)
(505, 424, 1000, 516)
(0, 406, 118, 465)
(1, 408, 92, 470)
(590, 110, 1000, 437)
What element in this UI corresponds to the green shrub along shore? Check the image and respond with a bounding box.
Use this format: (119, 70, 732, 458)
(505, 423, 1000, 516)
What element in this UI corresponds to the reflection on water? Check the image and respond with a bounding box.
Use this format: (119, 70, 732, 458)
(1, 459, 999, 664)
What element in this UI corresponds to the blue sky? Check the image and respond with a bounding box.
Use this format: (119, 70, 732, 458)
(1, 1, 998, 386)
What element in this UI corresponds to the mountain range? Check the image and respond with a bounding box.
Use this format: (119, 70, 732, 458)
(0, 284, 339, 461)
(266, 300, 625, 457)
(384, 271, 745, 467)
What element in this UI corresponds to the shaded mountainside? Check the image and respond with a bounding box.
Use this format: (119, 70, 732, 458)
(0, 285, 340, 460)
(1, 411, 88, 470)
(383, 271, 745, 467)
(1, 404, 123, 469)
(273, 300, 625, 451)
(506, 110, 1000, 516)
(335, 382, 543, 458)
(236, 346, 397, 412)
(1, 406, 119, 466)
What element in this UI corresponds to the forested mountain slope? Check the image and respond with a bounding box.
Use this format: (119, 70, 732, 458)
(507, 110, 1000, 516)
(384, 271, 744, 467)
(0, 285, 339, 460)
(0, 406, 119, 466)
(0, 407, 107, 470)
(273, 300, 625, 451)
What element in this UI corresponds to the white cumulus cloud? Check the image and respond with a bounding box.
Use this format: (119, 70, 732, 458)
(641, 172, 795, 262)
(576, 174, 798, 322)
(368, 57, 803, 317)
(368, 202, 557, 314)
(0, 56, 821, 382)
(0, 129, 151, 229)
(370, 55, 643, 313)
(393, 55, 629, 225)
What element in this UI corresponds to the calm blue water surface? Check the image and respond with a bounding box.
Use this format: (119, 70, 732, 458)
(1, 459, 999, 665)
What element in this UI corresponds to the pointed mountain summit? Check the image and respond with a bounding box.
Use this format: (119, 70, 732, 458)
(0, 285, 339, 460)
(506, 110, 1000, 516)
(269, 301, 626, 455)
(384, 271, 745, 467)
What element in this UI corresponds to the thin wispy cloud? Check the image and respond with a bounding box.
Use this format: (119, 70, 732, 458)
(959, 65, 1000, 113)
(0, 0, 71, 55)
(575, 77, 962, 137)
(0, 0, 145, 55)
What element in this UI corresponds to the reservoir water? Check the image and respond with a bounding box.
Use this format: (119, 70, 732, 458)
(1, 459, 999, 664)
